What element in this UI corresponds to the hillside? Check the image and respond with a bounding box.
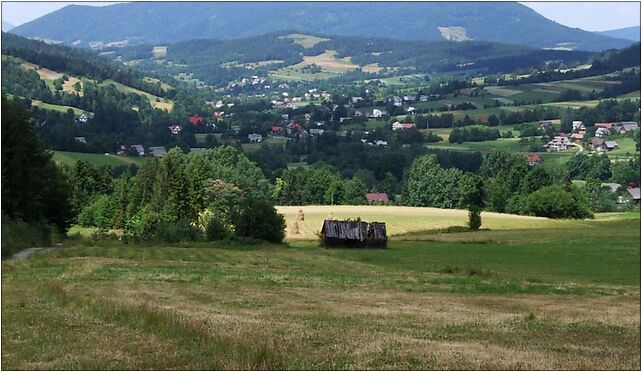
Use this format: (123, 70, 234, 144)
(596, 26, 641, 42)
(112, 32, 593, 86)
(2, 21, 14, 32)
(11, 2, 633, 51)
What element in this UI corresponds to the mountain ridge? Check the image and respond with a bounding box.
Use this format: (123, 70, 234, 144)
(11, 2, 633, 51)
(596, 26, 640, 42)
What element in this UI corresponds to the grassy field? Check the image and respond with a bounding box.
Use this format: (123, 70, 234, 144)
(99, 80, 174, 112)
(2, 213, 639, 370)
(52, 151, 146, 168)
(31, 100, 87, 116)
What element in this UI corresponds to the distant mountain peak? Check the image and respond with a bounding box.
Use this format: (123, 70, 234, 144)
(11, 2, 634, 51)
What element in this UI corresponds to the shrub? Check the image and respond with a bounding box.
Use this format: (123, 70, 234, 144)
(468, 209, 482, 230)
(205, 217, 229, 241)
(233, 198, 286, 243)
(77, 195, 115, 229)
(126, 207, 200, 243)
(522, 185, 593, 219)
(1, 215, 52, 258)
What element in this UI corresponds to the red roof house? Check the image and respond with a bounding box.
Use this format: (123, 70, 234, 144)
(526, 153, 543, 166)
(189, 115, 204, 126)
(366, 192, 390, 204)
(595, 123, 613, 129)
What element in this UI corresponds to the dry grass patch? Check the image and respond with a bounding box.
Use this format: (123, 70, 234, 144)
(277, 205, 573, 241)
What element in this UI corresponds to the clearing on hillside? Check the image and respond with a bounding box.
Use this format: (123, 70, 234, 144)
(283, 33, 330, 48)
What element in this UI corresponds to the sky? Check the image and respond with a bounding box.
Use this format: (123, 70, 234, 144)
(1, 1, 641, 31)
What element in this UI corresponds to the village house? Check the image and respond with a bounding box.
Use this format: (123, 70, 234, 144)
(117, 145, 127, 155)
(628, 187, 641, 203)
(271, 126, 285, 135)
(168, 124, 183, 135)
(572, 121, 585, 133)
(590, 138, 607, 151)
(601, 183, 622, 193)
(526, 153, 543, 166)
(539, 119, 557, 130)
(370, 109, 383, 118)
(616, 121, 639, 134)
(374, 140, 388, 146)
(604, 140, 619, 151)
(594, 123, 613, 130)
(595, 127, 611, 138)
(403, 95, 416, 102)
(148, 146, 166, 158)
(74, 136, 87, 144)
(546, 134, 571, 151)
(389, 96, 402, 106)
(419, 95, 429, 102)
(130, 144, 145, 156)
(366, 192, 390, 204)
(392, 121, 416, 131)
(309, 128, 325, 136)
(407, 107, 417, 114)
(188, 115, 204, 126)
(570, 133, 584, 142)
(248, 133, 263, 143)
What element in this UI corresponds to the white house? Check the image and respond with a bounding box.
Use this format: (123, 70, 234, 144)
(546, 135, 571, 151)
(595, 128, 610, 138)
(371, 109, 383, 118)
(392, 121, 416, 131)
(248, 133, 263, 143)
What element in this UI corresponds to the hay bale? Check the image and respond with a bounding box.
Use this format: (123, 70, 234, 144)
(290, 219, 300, 235)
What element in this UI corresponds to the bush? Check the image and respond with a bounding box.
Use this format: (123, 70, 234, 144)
(77, 195, 115, 229)
(206, 217, 229, 241)
(233, 198, 286, 243)
(126, 207, 200, 243)
(522, 185, 593, 219)
(1, 215, 52, 259)
(468, 209, 482, 230)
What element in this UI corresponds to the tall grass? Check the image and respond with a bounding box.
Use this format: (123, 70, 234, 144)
(1, 216, 53, 259)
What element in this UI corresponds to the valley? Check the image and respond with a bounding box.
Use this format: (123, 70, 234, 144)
(1, 2, 640, 370)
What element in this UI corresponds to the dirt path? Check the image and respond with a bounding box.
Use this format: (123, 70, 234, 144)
(8, 246, 58, 262)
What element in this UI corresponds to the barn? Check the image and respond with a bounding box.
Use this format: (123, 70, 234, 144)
(320, 219, 387, 248)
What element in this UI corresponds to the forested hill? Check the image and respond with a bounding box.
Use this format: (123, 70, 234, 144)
(11, 2, 632, 51)
(1, 32, 173, 97)
(111, 32, 593, 87)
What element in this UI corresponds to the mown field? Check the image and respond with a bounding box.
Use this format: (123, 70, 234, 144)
(52, 151, 146, 168)
(2, 211, 640, 370)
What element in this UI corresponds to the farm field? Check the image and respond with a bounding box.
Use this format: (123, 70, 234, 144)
(52, 151, 146, 168)
(277, 205, 586, 240)
(2, 214, 639, 369)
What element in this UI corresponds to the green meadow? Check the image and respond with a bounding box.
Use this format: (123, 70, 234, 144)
(2, 210, 639, 370)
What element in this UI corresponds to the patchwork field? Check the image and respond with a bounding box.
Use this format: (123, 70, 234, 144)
(271, 50, 359, 81)
(2, 215, 639, 369)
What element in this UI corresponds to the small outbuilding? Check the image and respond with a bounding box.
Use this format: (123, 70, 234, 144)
(320, 219, 387, 248)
